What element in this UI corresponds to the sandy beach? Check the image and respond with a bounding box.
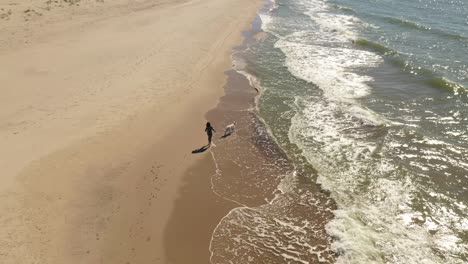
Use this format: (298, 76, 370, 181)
(0, 0, 263, 263)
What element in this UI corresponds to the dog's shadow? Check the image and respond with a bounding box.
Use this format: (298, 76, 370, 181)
(219, 132, 233, 139)
(191, 144, 210, 154)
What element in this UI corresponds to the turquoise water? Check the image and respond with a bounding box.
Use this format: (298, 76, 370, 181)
(234, 0, 468, 262)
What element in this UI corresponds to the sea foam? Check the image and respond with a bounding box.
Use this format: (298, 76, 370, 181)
(268, 0, 467, 263)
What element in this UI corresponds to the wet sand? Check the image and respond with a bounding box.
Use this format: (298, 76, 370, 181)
(164, 153, 237, 264)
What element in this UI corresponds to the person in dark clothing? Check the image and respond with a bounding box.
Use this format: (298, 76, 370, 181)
(205, 122, 216, 145)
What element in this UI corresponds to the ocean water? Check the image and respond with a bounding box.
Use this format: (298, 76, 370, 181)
(225, 0, 468, 263)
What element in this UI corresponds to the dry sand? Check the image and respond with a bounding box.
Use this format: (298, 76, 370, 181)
(0, 0, 263, 263)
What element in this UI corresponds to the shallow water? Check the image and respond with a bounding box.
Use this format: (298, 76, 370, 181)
(218, 0, 468, 262)
(207, 10, 336, 262)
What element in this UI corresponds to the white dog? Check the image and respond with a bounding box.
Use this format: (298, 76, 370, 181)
(223, 121, 237, 136)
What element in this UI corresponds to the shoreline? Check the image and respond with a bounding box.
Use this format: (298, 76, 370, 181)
(0, 0, 264, 263)
(200, 3, 337, 262)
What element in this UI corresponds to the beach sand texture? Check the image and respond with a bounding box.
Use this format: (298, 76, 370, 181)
(0, 0, 262, 263)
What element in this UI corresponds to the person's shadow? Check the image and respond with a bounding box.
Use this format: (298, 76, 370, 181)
(191, 144, 210, 154)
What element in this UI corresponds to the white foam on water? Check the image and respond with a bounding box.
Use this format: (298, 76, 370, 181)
(214, 0, 468, 262)
(259, 13, 273, 33)
(288, 96, 452, 262)
(210, 172, 335, 263)
(269, 0, 468, 263)
(269, 0, 279, 12)
(275, 35, 382, 102)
